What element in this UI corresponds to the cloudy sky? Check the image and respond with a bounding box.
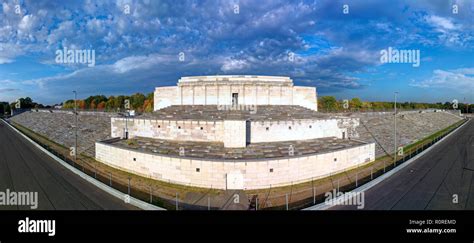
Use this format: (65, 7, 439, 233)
(0, 0, 473, 104)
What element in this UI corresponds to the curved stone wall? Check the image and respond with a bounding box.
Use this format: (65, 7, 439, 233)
(95, 141, 375, 190)
(111, 117, 360, 146)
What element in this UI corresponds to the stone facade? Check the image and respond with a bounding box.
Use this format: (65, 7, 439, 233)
(154, 75, 317, 111)
(111, 117, 225, 142)
(249, 118, 359, 143)
(96, 141, 375, 190)
(110, 116, 360, 146)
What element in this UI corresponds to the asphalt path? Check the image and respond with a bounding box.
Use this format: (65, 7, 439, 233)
(0, 119, 137, 210)
(331, 119, 473, 210)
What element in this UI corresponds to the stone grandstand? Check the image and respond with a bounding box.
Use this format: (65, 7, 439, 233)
(9, 109, 463, 159)
(9, 110, 114, 157)
(350, 110, 463, 157)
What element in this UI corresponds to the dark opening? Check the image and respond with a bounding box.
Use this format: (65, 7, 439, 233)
(232, 93, 239, 106)
(246, 120, 251, 145)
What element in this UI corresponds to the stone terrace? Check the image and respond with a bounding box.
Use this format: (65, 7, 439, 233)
(349, 111, 463, 157)
(139, 105, 331, 121)
(9, 109, 463, 159)
(109, 136, 366, 160)
(9, 110, 114, 157)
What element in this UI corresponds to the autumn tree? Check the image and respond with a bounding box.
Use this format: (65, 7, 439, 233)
(97, 101, 106, 110)
(90, 100, 96, 110)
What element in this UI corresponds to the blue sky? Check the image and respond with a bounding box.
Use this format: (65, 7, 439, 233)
(0, 0, 473, 105)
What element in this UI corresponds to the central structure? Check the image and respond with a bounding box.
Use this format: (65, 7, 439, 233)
(154, 75, 317, 111)
(96, 75, 375, 190)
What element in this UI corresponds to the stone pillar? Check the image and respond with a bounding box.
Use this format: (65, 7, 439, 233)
(223, 120, 246, 148)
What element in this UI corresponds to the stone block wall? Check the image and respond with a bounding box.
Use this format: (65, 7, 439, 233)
(249, 118, 359, 143)
(111, 117, 360, 147)
(223, 120, 247, 148)
(95, 141, 375, 190)
(154, 86, 178, 111)
(293, 86, 317, 111)
(154, 83, 318, 110)
(111, 117, 224, 142)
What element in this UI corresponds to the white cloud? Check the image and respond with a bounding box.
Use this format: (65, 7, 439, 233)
(18, 15, 37, 32)
(425, 15, 458, 31)
(424, 15, 467, 46)
(2, 2, 10, 13)
(410, 68, 474, 92)
(112, 54, 175, 73)
(47, 21, 75, 45)
(220, 59, 250, 72)
(0, 43, 25, 64)
(0, 57, 14, 64)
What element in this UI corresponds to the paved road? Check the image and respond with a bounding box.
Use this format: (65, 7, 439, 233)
(331, 118, 473, 210)
(0, 120, 137, 210)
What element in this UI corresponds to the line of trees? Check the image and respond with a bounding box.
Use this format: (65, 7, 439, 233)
(62, 93, 154, 112)
(318, 96, 472, 113)
(0, 97, 50, 116)
(2, 94, 470, 115)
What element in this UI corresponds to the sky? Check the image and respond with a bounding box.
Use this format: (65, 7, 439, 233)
(0, 0, 473, 105)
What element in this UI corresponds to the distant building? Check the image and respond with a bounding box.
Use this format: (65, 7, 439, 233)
(154, 75, 317, 111)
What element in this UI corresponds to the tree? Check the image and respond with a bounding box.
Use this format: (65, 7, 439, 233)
(63, 100, 75, 109)
(114, 96, 125, 110)
(361, 101, 372, 111)
(143, 99, 153, 112)
(142, 92, 154, 112)
(90, 100, 96, 110)
(0, 102, 5, 115)
(78, 100, 86, 110)
(350, 98, 363, 110)
(319, 96, 338, 111)
(130, 93, 146, 111)
(97, 101, 106, 110)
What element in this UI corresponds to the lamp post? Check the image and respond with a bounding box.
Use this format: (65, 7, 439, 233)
(73, 91, 78, 162)
(394, 92, 398, 166)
